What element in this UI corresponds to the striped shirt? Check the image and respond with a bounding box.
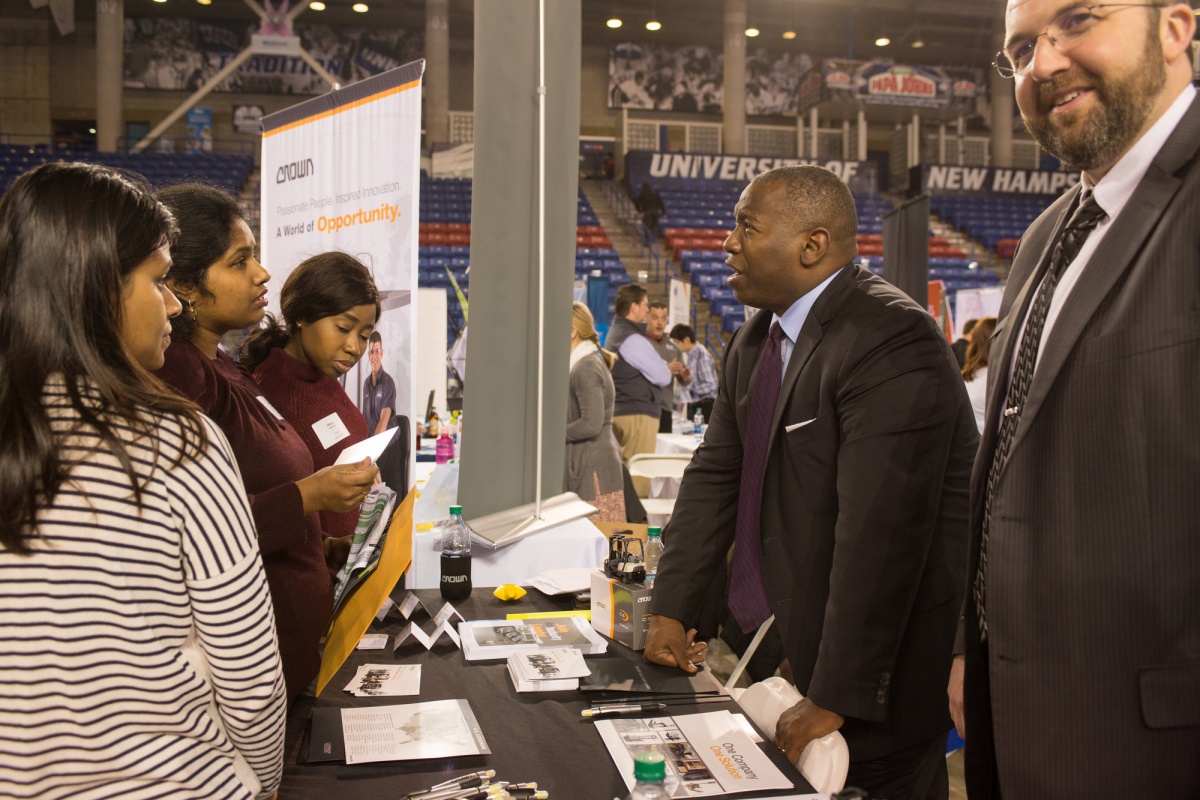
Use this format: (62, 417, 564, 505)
(0, 382, 286, 799)
(684, 343, 719, 403)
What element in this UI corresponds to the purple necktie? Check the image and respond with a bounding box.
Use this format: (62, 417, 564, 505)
(728, 321, 785, 633)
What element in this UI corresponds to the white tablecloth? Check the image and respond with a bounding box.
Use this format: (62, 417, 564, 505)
(407, 515, 607, 589)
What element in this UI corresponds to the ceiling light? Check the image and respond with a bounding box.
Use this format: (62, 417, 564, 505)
(352, 2, 368, 11)
(646, 20, 661, 31)
(607, 17, 623, 28)
(152, 0, 166, 3)
(309, 0, 325, 8)
(782, 30, 797, 40)
(911, 38, 925, 48)
(744, 27, 760, 37)
(875, 36, 891, 47)
(196, 0, 212, 5)
(88, 127, 96, 134)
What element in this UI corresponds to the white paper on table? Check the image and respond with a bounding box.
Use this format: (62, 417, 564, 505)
(340, 699, 489, 765)
(397, 591, 422, 619)
(344, 664, 421, 696)
(528, 567, 597, 595)
(356, 634, 389, 650)
(375, 597, 396, 622)
(334, 426, 399, 466)
(393, 619, 461, 652)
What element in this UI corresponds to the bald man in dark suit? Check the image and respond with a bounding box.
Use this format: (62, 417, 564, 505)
(647, 165, 978, 799)
(948, 2, 1200, 796)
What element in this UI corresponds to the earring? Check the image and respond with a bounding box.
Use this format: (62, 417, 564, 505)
(184, 299, 196, 321)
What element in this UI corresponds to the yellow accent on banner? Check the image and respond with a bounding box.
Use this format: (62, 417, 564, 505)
(263, 78, 421, 138)
(316, 488, 415, 696)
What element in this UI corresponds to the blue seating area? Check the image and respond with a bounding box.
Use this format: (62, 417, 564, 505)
(417, 178, 627, 345)
(0, 146, 254, 194)
(930, 194, 1054, 253)
(419, 176, 472, 224)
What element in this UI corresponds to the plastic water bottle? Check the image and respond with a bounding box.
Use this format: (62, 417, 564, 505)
(643, 527, 664, 587)
(626, 751, 668, 800)
(693, 407, 704, 434)
(435, 420, 455, 464)
(440, 504, 472, 601)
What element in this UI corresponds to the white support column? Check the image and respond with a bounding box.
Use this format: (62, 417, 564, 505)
(809, 107, 818, 157)
(425, 0, 450, 144)
(722, 0, 746, 153)
(95, 0, 123, 153)
(857, 109, 867, 161)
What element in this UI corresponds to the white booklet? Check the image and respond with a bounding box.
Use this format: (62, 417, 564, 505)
(595, 710, 794, 797)
(507, 647, 592, 692)
(340, 699, 490, 765)
(343, 664, 421, 697)
(459, 616, 607, 661)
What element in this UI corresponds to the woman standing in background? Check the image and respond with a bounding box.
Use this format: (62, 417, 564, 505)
(241, 251, 381, 540)
(962, 316, 996, 434)
(0, 163, 284, 799)
(565, 301, 626, 523)
(154, 182, 377, 703)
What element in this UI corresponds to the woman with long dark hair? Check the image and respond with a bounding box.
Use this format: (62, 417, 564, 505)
(0, 163, 284, 798)
(241, 252, 381, 539)
(154, 183, 377, 704)
(962, 316, 997, 434)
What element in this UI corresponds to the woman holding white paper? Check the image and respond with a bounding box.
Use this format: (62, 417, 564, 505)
(241, 252, 382, 540)
(154, 183, 377, 704)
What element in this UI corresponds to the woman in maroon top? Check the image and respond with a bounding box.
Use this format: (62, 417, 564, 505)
(153, 183, 378, 704)
(241, 252, 380, 540)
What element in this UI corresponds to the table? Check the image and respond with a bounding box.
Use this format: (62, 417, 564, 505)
(408, 461, 608, 590)
(282, 590, 814, 800)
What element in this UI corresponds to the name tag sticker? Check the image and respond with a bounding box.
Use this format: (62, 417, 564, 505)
(256, 395, 285, 421)
(312, 412, 352, 450)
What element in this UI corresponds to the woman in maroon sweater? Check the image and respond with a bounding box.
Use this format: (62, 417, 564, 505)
(153, 184, 378, 704)
(240, 252, 380, 540)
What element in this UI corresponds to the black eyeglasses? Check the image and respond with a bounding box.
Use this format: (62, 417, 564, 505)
(993, 3, 1166, 78)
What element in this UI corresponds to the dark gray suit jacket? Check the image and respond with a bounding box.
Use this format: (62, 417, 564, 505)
(652, 264, 978, 761)
(961, 93, 1200, 797)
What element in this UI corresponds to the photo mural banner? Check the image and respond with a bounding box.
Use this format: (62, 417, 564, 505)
(805, 59, 987, 117)
(260, 60, 424, 453)
(608, 43, 816, 116)
(626, 150, 879, 194)
(124, 17, 422, 95)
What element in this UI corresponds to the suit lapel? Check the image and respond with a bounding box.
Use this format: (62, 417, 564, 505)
(1011, 95, 1200, 452)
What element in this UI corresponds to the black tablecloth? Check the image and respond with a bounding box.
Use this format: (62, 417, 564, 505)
(281, 589, 814, 799)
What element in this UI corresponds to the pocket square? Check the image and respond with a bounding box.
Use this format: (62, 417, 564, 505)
(785, 418, 817, 433)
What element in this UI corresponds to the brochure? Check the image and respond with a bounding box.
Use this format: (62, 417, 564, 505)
(595, 710, 794, 797)
(459, 616, 608, 661)
(343, 664, 421, 697)
(506, 647, 592, 692)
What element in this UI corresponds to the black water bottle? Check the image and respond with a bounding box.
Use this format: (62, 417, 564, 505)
(439, 504, 473, 601)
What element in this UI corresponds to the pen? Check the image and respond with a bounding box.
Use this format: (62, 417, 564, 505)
(581, 702, 667, 718)
(427, 771, 496, 792)
(413, 784, 508, 800)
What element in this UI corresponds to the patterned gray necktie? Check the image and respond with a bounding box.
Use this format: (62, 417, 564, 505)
(975, 193, 1107, 641)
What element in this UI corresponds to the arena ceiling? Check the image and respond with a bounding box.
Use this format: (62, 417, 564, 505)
(26, 0, 1013, 71)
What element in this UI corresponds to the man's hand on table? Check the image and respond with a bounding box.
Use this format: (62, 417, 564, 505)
(643, 615, 707, 673)
(775, 697, 844, 764)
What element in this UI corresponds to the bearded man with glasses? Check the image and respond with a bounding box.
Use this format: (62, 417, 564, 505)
(948, 1, 1199, 797)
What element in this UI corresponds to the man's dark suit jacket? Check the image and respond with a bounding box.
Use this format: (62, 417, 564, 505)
(960, 94, 1200, 797)
(651, 264, 979, 761)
